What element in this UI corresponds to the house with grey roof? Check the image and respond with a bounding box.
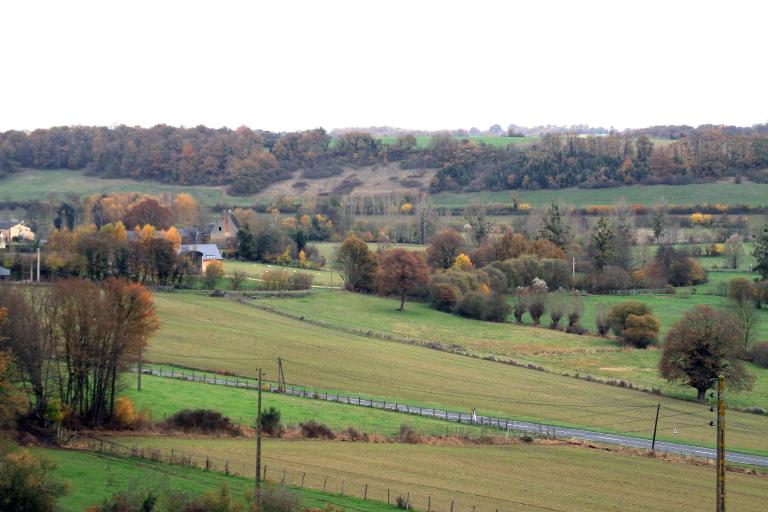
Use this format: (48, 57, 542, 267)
(178, 244, 223, 274)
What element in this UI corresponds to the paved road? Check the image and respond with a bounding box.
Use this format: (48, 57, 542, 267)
(141, 368, 768, 467)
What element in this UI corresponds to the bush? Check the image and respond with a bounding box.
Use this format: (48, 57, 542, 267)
(608, 302, 660, 348)
(113, 396, 136, 428)
(456, 291, 484, 319)
(260, 407, 282, 436)
(204, 261, 225, 289)
(258, 484, 302, 512)
(595, 303, 610, 336)
(481, 292, 511, 322)
(396, 495, 411, 510)
(162, 409, 239, 435)
(0, 442, 68, 512)
(481, 266, 508, 293)
(288, 272, 314, 291)
(753, 280, 768, 308)
(513, 288, 527, 323)
(300, 421, 335, 439)
(747, 342, 768, 368)
(428, 282, 460, 312)
(567, 293, 583, 328)
(548, 293, 565, 329)
(729, 278, 754, 307)
(398, 423, 421, 444)
(583, 265, 633, 293)
(91, 490, 157, 512)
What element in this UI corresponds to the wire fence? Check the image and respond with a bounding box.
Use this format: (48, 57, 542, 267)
(63, 429, 538, 512)
(139, 367, 562, 439)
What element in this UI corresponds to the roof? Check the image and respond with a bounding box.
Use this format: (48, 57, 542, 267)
(178, 244, 222, 260)
(0, 220, 23, 230)
(0, 266, 10, 277)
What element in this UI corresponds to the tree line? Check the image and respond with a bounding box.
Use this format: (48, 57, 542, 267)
(3, 124, 768, 194)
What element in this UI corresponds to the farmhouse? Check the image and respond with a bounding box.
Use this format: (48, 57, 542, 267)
(0, 220, 35, 243)
(177, 244, 223, 274)
(203, 210, 240, 249)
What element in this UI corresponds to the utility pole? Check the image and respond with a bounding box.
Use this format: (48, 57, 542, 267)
(256, 368, 263, 507)
(572, 256, 576, 281)
(716, 374, 726, 512)
(651, 403, 660, 451)
(137, 348, 142, 391)
(36, 248, 40, 282)
(277, 358, 285, 392)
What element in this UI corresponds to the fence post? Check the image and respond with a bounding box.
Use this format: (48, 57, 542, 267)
(264, 465, 268, 481)
(364, 484, 368, 500)
(225, 460, 229, 475)
(301, 473, 306, 488)
(388, 489, 390, 505)
(451, 500, 455, 512)
(323, 477, 328, 492)
(428, 496, 431, 512)
(341, 480, 344, 496)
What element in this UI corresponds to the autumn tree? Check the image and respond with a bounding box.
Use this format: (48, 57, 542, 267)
(172, 192, 198, 226)
(463, 205, 492, 245)
(122, 198, 172, 230)
(724, 234, 744, 269)
(753, 226, 768, 280)
(538, 202, 570, 249)
(377, 249, 429, 311)
(607, 301, 660, 348)
(497, 231, 529, 260)
(335, 234, 377, 293)
(587, 217, 615, 271)
(660, 305, 753, 400)
(426, 229, 466, 269)
(651, 204, 667, 243)
(204, 261, 225, 289)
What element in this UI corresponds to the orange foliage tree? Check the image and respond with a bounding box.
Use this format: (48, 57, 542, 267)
(377, 249, 429, 311)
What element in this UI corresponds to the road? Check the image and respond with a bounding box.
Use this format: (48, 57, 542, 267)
(141, 367, 768, 467)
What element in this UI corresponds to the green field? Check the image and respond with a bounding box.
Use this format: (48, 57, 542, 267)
(36, 447, 386, 512)
(255, 289, 768, 409)
(0, 169, 265, 206)
(224, 260, 343, 287)
(127, 373, 461, 437)
(145, 291, 768, 454)
(378, 135, 539, 148)
(110, 436, 768, 512)
(432, 182, 768, 208)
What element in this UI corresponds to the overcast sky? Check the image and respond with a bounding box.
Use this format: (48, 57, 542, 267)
(1, 0, 765, 132)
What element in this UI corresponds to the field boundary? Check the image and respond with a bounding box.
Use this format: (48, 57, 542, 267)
(137, 367, 768, 467)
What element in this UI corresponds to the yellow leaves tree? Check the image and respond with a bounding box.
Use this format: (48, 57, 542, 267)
(100, 221, 127, 242)
(298, 249, 307, 268)
(138, 224, 157, 244)
(163, 226, 182, 252)
(400, 203, 413, 214)
(172, 193, 198, 226)
(204, 261, 224, 288)
(452, 253, 473, 271)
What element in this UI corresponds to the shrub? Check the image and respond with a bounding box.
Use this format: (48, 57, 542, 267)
(398, 423, 421, 444)
(113, 397, 136, 427)
(747, 342, 768, 368)
(481, 265, 508, 293)
(299, 421, 335, 439)
(204, 260, 225, 289)
(456, 291, 484, 319)
(608, 302, 660, 348)
(481, 292, 511, 322)
(566, 323, 587, 335)
(728, 278, 754, 307)
(583, 265, 633, 293)
(513, 288, 526, 323)
(91, 490, 157, 512)
(753, 280, 768, 308)
(0, 442, 68, 512)
(288, 272, 314, 291)
(162, 409, 239, 435)
(258, 484, 302, 512)
(396, 495, 410, 510)
(567, 293, 583, 328)
(548, 293, 565, 329)
(428, 282, 460, 312)
(595, 303, 610, 336)
(231, 270, 247, 291)
(260, 407, 282, 436)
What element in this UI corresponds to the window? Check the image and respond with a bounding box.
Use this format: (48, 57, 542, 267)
(218, 226, 222, 231)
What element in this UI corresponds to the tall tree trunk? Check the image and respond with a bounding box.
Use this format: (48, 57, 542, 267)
(399, 293, 405, 311)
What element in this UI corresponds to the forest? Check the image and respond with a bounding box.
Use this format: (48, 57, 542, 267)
(2, 124, 768, 195)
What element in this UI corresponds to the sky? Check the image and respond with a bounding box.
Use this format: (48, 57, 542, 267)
(1, 0, 766, 132)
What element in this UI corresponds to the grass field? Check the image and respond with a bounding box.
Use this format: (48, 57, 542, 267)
(0, 169, 265, 206)
(126, 373, 460, 437)
(255, 289, 768, 409)
(36, 447, 386, 512)
(111, 436, 768, 512)
(145, 292, 768, 454)
(377, 135, 539, 148)
(432, 182, 768, 208)
(224, 260, 343, 287)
